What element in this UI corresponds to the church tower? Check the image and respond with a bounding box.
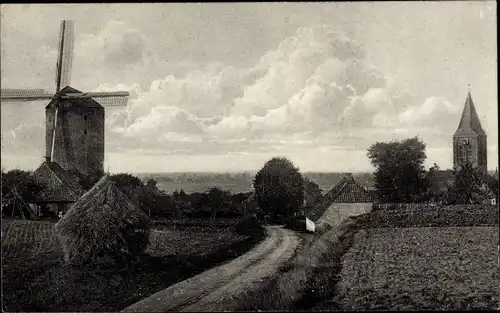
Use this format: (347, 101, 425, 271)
(453, 90, 487, 175)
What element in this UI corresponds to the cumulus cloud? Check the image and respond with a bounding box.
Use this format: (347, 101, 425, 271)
(158, 25, 391, 146)
(0, 21, 472, 167)
(74, 23, 467, 155)
(398, 96, 460, 127)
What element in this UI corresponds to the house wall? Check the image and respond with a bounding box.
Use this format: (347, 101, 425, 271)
(316, 203, 372, 229)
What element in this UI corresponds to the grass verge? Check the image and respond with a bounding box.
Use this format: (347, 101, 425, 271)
(234, 218, 357, 311)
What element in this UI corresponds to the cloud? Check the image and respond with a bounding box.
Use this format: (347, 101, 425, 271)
(398, 96, 460, 127)
(1, 21, 485, 172)
(157, 24, 391, 145)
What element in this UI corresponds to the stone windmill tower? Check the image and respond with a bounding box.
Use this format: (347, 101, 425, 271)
(45, 86, 107, 179)
(452, 89, 487, 175)
(1, 21, 129, 180)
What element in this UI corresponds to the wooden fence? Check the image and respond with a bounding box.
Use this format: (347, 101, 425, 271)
(372, 202, 441, 211)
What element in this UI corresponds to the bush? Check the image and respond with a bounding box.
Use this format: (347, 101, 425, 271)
(54, 176, 150, 267)
(253, 157, 304, 221)
(284, 216, 307, 232)
(233, 215, 265, 237)
(447, 162, 493, 204)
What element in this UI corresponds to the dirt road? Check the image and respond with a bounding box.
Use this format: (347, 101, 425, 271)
(122, 226, 300, 312)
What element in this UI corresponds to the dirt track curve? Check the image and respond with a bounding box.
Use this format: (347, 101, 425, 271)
(122, 226, 299, 312)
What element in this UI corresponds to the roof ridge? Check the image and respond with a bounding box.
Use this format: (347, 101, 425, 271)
(44, 162, 82, 199)
(330, 175, 352, 201)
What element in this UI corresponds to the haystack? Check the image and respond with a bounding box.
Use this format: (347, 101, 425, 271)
(54, 175, 150, 266)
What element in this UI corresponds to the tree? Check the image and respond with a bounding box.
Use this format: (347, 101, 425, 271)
(67, 169, 104, 191)
(109, 173, 143, 193)
(422, 163, 442, 202)
(367, 137, 428, 203)
(1, 169, 45, 203)
(154, 194, 177, 218)
(447, 162, 489, 204)
(205, 187, 232, 219)
(172, 189, 191, 214)
(109, 173, 152, 216)
(253, 157, 304, 221)
(142, 179, 168, 216)
(304, 177, 322, 208)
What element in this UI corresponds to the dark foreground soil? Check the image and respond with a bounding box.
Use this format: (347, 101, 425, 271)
(1, 217, 264, 312)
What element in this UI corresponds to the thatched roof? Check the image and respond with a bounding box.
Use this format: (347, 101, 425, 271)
(31, 161, 85, 203)
(54, 175, 150, 266)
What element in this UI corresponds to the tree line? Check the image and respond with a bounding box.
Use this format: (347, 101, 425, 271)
(367, 136, 498, 204)
(3, 136, 497, 221)
(1, 164, 322, 222)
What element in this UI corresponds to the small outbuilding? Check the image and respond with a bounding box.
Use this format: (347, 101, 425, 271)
(305, 173, 375, 231)
(30, 160, 85, 217)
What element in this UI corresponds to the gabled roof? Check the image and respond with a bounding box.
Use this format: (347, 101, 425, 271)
(31, 161, 85, 202)
(45, 86, 104, 110)
(454, 91, 486, 137)
(306, 173, 375, 222)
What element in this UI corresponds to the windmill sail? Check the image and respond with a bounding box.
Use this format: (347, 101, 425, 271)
(50, 106, 60, 161)
(61, 91, 130, 107)
(0, 89, 53, 102)
(56, 20, 75, 92)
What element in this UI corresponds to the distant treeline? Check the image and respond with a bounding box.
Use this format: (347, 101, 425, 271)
(106, 173, 259, 219)
(135, 171, 374, 194)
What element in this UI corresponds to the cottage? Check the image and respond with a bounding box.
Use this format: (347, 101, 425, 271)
(305, 173, 375, 231)
(30, 160, 85, 218)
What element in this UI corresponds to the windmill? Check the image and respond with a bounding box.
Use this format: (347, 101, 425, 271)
(1, 20, 129, 178)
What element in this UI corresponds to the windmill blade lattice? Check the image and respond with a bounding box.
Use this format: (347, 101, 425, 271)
(61, 91, 130, 107)
(56, 20, 75, 92)
(0, 89, 53, 102)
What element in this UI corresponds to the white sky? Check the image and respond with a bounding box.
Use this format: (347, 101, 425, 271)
(1, 2, 497, 173)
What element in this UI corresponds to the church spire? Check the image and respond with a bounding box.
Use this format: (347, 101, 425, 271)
(454, 89, 486, 136)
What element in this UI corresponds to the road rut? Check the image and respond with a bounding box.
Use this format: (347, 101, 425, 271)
(122, 226, 299, 312)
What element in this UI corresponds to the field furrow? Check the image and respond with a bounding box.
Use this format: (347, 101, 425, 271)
(329, 226, 500, 311)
